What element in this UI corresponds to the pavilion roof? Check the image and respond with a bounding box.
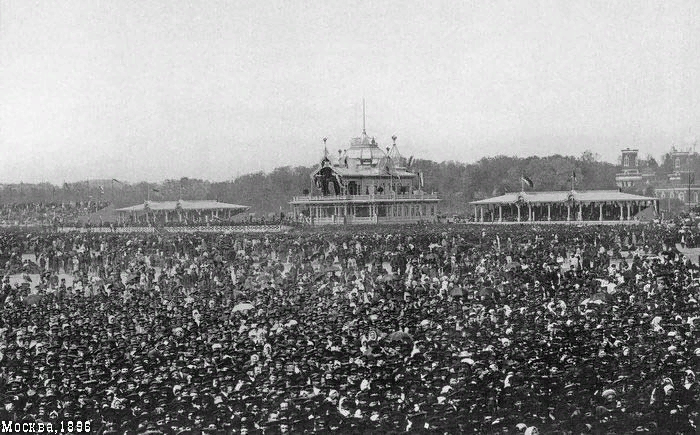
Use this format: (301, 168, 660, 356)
(470, 190, 657, 205)
(115, 200, 249, 212)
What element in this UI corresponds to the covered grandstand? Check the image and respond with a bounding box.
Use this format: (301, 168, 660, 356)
(470, 190, 659, 223)
(115, 200, 249, 224)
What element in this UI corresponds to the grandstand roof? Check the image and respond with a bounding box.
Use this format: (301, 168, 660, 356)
(115, 200, 249, 213)
(470, 190, 657, 205)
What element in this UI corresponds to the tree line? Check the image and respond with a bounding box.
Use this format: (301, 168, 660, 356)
(0, 150, 684, 215)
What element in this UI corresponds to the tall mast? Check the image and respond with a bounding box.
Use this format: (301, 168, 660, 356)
(362, 98, 366, 135)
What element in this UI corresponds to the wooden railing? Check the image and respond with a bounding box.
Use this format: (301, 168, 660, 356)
(292, 193, 439, 202)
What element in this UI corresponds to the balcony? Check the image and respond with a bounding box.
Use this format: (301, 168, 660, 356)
(291, 192, 440, 204)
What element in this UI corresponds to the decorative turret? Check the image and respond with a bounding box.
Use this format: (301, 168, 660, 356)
(322, 137, 329, 161)
(387, 135, 407, 169)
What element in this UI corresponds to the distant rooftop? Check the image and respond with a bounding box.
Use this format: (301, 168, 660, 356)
(470, 190, 657, 205)
(116, 200, 249, 212)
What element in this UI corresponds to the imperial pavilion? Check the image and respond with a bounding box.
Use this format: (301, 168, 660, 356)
(290, 125, 439, 225)
(470, 190, 659, 223)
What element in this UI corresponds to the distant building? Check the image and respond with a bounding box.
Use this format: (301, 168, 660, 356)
(667, 150, 693, 185)
(651, 149, 699, 207)
(290, 123, 439, 225)
(615, 148, 642, 188)
(615, 148, 656, 189)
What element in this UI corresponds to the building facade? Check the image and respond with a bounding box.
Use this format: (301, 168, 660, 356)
(652, 149, 698, 207)
(615, 148, 656, 188)
(612, 146, 700, 208)
(290, 130, 439, 225)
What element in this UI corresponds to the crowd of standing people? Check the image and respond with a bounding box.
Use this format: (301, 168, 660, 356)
(0, 221, 698, 434)
(0, 202, 110, 228)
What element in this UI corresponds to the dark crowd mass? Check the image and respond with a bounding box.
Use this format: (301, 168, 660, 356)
(1, 220, 699, 434)
(0, 202, 110, 228)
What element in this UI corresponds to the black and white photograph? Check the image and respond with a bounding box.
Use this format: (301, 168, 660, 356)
(0, 1, 699, 433)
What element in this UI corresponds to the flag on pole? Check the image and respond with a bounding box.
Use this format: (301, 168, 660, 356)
(521, 175, 534, 188)
(112, 179, 122, 184)
(152, 188, 160, 193)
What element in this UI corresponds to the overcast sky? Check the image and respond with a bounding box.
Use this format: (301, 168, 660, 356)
(1, 0, 699, 183)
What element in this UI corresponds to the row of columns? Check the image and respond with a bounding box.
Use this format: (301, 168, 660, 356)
(310, 203, 434, 219)
(473, 201, 657, 222)
(302, 202, 438, 223)
(121, 208, 237, 224)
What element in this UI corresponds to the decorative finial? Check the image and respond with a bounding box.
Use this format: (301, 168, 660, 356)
(386, 147, 390, 152)
(322, 137, 329, 160)
(392, 135, 397, 145)
(338, 149, 342, 156)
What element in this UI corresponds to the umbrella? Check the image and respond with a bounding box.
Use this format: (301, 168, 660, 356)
(580, 292, 608, 305)
(478, 288, 495, 298)
(378, 274, 400, 283)
(232, 303, 255, 313)
(386, 331, 414, 342)
(342, 319, 358, 332)
(450, 287, 463, 296)
(285, 319, 299, 327)
(313, 265, 342, 281)
(591, 292, 608, 302)
(504, 261, 520, 271)
(23, 294, 43, 306)
(232, 290, 246, 299)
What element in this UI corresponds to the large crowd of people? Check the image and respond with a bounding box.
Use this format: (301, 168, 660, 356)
(0, 201, 288, 229)
(0, 221, 699, 434)
(0, 202, 110, 227)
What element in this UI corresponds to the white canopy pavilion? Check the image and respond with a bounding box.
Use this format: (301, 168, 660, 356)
(115, 200, 249, 224)
(469, 190, 659, 223)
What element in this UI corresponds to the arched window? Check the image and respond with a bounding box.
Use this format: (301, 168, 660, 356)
(623, 155, 629, 167)
(675, 157, 681, 170)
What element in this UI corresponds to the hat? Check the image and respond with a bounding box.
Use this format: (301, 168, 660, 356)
(601, 389, 615, 399)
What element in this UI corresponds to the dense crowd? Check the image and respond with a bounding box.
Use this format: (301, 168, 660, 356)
(0, 201, 288, 229)
(0, 202, 109, 227)
(0, 223, 698, 434)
